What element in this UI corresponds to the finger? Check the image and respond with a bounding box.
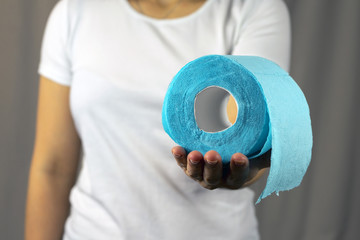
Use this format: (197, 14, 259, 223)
(172, 146, 187, 170)
(203, 150, 222, 189)
(186, 151, 204, 181)
(226, 153, 250, 188)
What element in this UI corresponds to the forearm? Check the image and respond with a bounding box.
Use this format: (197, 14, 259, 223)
(25, 162, 77, 240)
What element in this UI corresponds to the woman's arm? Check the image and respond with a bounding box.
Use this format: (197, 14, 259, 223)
(25, 76, 81, 240)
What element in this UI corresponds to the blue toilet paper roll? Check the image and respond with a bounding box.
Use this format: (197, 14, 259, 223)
(162, 55, 312, 202)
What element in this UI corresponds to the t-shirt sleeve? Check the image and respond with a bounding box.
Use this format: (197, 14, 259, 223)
(231, 0, 291, 72)
(38, 0, 72, 86)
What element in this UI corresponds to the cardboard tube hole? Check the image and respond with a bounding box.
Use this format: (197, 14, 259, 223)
(194, 86, 237, 133)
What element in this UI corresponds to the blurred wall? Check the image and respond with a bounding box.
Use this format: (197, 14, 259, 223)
(0, 0, 359, 239)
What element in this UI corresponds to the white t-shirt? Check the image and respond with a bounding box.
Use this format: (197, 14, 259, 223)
(39, 0, 290, 239)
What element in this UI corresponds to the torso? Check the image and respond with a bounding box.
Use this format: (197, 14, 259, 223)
(60, 0, 262, 239)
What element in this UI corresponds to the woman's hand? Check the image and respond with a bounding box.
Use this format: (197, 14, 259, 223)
(172, 146, 271, 189)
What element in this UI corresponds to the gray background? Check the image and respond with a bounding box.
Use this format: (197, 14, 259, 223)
(0, 0, 359, 239)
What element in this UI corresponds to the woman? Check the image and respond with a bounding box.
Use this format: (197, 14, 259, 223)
(26, 0, 290, 239)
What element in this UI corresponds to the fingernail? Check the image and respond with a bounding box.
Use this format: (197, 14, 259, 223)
(174, 154, 182, 158)
(234, 159, 246, 166)
(205, 159, 218, 165)
(189, 158, 199, 165)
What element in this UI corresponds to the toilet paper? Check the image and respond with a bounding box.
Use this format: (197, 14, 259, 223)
(162, 55, 312, 202)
